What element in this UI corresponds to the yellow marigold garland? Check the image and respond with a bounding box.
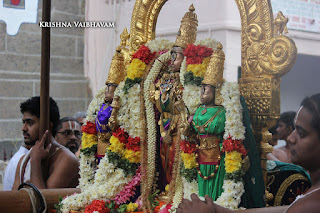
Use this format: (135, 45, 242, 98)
(82, 132, 98, 149)
(126, 59, 147, 80)
(224, 151, 242, 173)
(108, 135, 125, 155)
(124, 149, 141, 164)
(180, 152, 197, 169)
(187, 57, 210, 78)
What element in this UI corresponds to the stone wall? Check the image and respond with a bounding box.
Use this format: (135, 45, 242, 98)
(0, 0, 91, 161)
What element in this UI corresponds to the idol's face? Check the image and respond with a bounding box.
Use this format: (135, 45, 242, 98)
(21, 112, 40, 146)
(287, 107, 320, 172)
(200, 85, 215, 106)
(169, 52, 184, 72)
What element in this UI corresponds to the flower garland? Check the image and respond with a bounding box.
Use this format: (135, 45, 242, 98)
(174, 82, 247, 210)
(215, 82, 247, 210)
(107, 127, 141, 176)
(79, 85, 105, 190)
(181, 39, 217, 115)
(183, 43, 213, 87)
(83, 199, 139, 213)
(194, 37, 219, 50)
(61, 38, 174, 213)
(143, 50, 171, 196)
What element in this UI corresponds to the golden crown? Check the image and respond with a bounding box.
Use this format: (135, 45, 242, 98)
(202, 43, 225, 87)
(174, 4, 198, 49)
(105, 47, 126, 85)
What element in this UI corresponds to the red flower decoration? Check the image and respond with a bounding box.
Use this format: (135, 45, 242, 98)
(82, 121, 98, 135)
(84, 200, 110, 213)
(132, 45, 156, 64)
(184, 44, 213, 65)
(126, 136, 141, 152)
(222, 136, 247, 156)
(113, 127, 128, 144)
(180, 140, 197, 154)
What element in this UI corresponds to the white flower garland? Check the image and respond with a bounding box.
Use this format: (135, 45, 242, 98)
(62, 157, 131, 213)
(145, 38, 173, 53)
(194, 37, 219, 50)
(179, 57, 187, 86)
(78, 85, 106, 190)
(144, 51, 171, 193)
(215, 82, 246, 210)
(221, 82, 245, 141)
(116, 82, 142, 138)
(78, 153, 96, 191)
(182, 84, 201, 114)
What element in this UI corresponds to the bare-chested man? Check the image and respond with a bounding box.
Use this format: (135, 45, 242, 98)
(269, 111, 296, 163)
(12, 96, 79, 190)
(177, 93, 320, 213)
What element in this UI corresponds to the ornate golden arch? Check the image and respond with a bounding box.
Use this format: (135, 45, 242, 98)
(128, 0, 296, 132)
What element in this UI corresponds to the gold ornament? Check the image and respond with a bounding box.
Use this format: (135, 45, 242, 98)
(105, 48, 125, 85)
(173, 4, 198, 49)
(202, 43, 225, 87)
(202, 43, 225, 105)
(106, 29, 130, 85)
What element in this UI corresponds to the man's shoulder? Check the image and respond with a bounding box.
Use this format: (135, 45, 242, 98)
(53, 145, 79, 164)
(288, 190, 320, 212)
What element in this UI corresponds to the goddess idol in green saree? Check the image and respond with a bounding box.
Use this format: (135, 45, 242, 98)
(174, 43, 265, 210)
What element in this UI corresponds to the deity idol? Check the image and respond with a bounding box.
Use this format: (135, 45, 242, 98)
(149, 5, 198, 187)
(175, 43, 266, 210)
(95, 47, 125, 157)
(189, 43, 226, 199)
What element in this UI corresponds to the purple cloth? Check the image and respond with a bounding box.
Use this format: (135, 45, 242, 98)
(95, 104, 113, 133)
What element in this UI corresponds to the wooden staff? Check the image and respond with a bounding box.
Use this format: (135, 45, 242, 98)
(39, 0, 51, 147)
(0, 188, 80, 212)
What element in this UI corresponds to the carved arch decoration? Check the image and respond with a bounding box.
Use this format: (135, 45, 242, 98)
(129, 0, 297, 133)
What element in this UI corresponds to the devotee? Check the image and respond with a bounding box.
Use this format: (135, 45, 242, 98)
(73, 111, 86, 126)
(12, 96, 79, 190)
(55, 117, 81, 155)
(3, 144, 31, 191)
(3, 97, 59, 190)
(177, 93, 320, 213)
(269, 111, 296, 163)
(268, 125, 278, 146)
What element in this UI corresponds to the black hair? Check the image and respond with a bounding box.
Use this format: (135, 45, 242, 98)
(301, 93, 320, 135)
(279, 111, 296, 130)
(55, 117, 80, 133)
(20, 96, 60, 137)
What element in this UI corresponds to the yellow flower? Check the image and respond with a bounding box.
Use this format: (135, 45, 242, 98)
(181, 152, 197, 169)
(126, 202, 138, 212)
(127, 59, 147, 80)
(187, 57, 211, 78)
(108, 136, 125, 155)
(165, 184, 170, 192)
(81, 132, 97, 149)
(123, 149, 141, 163)
(225, 151, 242, 173)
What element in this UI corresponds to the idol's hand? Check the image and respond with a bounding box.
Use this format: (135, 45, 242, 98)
(180, 121, 190, 136)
